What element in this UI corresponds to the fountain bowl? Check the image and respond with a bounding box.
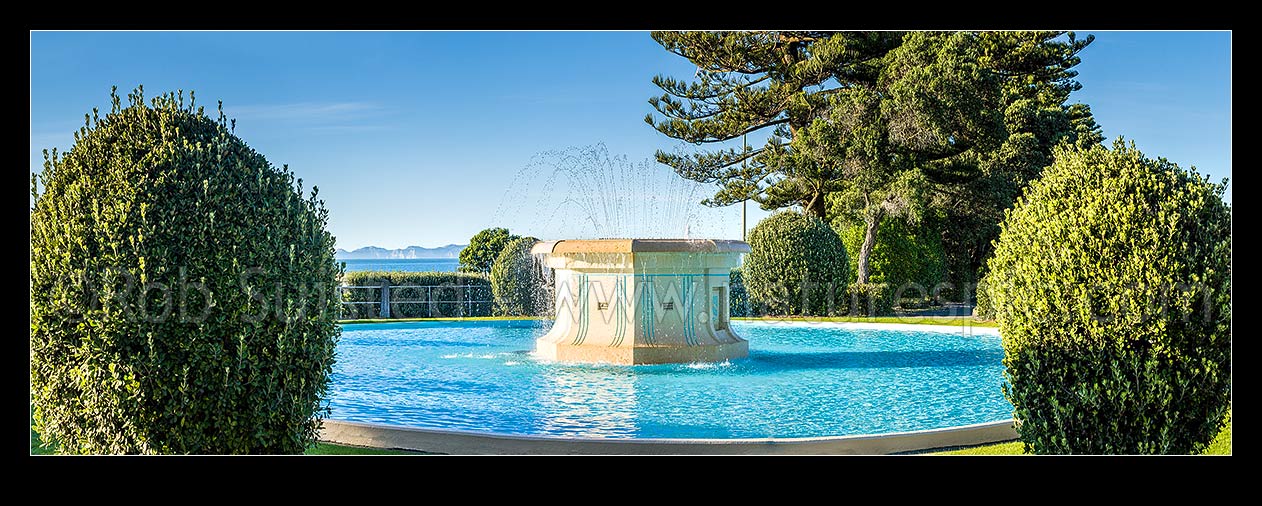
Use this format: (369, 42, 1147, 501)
(531, 239, 750, 365)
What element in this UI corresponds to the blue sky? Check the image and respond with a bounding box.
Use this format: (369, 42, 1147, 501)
(29, 31, 1231, 250)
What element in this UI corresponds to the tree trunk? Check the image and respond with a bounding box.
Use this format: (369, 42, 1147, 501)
(857, 213, 880, 284)
(804, 191, 827, 217)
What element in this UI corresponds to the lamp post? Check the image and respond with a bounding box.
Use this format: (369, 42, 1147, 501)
(742, 133, 747, 242)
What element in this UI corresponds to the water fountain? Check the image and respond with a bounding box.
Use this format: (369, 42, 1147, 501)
(491, 145, 752, 364)
(532, 238, 750, 365)
(491, 144, 733, 242)
(322, 146, 1016, 453)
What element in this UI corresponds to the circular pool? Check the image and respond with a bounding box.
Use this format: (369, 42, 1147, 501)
(327, 320, 1009, 439)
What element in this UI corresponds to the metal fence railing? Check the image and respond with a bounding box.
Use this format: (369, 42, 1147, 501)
(339, 282, 493, 319)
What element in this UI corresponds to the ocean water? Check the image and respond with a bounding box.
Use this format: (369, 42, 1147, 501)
(327, 320, 1010, 439)
(341, 258, 460, 273)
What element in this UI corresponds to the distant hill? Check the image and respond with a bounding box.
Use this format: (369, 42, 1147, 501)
(335, 244, 465, 259)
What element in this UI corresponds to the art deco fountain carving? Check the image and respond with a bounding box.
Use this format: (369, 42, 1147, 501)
(532, 239, 749, 365)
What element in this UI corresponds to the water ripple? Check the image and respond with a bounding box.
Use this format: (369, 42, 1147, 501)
(327, 322, 1011, 438)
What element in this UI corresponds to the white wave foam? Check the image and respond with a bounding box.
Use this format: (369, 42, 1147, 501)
(440, 352, 502, 360)
(684, 360, 732, 370)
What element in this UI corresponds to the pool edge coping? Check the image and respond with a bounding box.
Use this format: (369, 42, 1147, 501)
(338, 317, 1000, 329)
(337, 318, 1001, 336)
(318, 418, 1019, 455)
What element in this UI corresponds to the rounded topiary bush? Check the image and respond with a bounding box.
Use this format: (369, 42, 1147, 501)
(30, 87, 343, 454)
(988, 140, 1231, 454)
(490, 236, 551, 316)
(744, 211, 849, 315)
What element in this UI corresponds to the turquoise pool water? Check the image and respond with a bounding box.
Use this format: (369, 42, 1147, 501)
(328, 320, 1010, 439)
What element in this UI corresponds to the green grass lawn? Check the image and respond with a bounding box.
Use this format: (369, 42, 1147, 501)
(304, 443, 424, 455)
(33, 426, 423, 455)
(338, 315, 546, 324)
(934, 410, 1232, 455)
(933, 441, 1027, 455)
(1204, 409, 1232, 455)
(733, 315, 998, 327)
(31, 406, 424, 455)
(36, 417, 1229, 455)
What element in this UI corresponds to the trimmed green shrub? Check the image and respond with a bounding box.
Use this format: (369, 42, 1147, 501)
(846, 283, 894, 317)
(458, 227, 518, 273)
(490, 236, 551, 316)
(989, 140, 1231, 454)
(837, 216, 946, 296)
(729, 268, 750, 317)
(30, 88, 342, 454)
(744, 211, 849, 315)
(973, 273, 995, 320)
(341, 271, 492, 318)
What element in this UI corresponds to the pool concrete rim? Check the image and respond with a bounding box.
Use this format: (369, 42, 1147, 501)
(732, 320, 1000, 336)
(319, 418, 1018, 455)
(338, 318, 998, 332)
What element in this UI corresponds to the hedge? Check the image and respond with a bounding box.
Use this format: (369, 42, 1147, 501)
(341, 271, 492, 318)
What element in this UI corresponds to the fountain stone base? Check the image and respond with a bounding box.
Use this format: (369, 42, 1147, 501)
(531, 239, 750, 365)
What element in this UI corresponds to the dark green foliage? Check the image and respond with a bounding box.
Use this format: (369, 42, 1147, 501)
(845, 283, 894, 317)
(490, 236, 551, 317)
(728, 268, 750, 317)
(836, 216, 945, 294)
(30, 87, 342, 454)
(989, 140, 1231, 454)
(743, 211, 848, 315)
(647, 31, 1101, 285)
(933, 39, 1104, 287)
(341, 271, 492, 318)
(458, 228, 519, 274)
(646, 31, 904, 216)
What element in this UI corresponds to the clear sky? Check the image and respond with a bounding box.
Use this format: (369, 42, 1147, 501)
(30, 31, 1231, 250)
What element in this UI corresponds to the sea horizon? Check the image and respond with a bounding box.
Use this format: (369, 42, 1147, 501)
(341, 258, 459, 273)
